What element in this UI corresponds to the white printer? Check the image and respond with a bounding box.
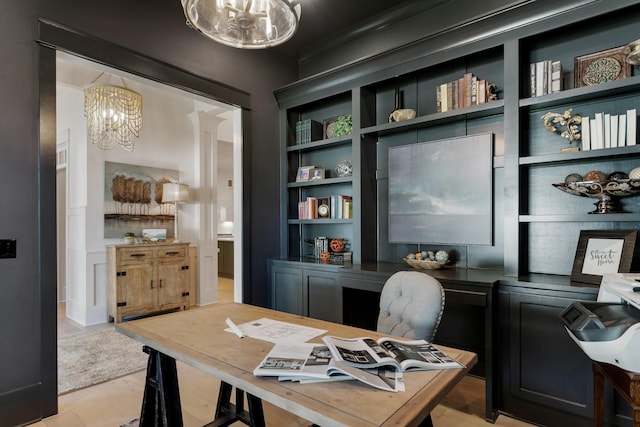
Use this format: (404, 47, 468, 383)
(560, 273, 640, 373)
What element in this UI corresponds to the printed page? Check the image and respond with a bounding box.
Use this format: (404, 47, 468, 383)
(322, 336, 400, 370)
(231, 317, 327, 343)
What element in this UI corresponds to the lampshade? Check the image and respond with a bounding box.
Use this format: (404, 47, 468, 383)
(181, 0, 301, 49)
(161, 183, 190, 203)
(83, 73, 143, 151)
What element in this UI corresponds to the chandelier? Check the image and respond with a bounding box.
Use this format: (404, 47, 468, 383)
(83, 72, 143, 152)
(181, 0, 301, 49)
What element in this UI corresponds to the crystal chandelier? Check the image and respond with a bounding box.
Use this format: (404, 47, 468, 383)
(83, 72, 143, 151)
(181, 0, 301, 49)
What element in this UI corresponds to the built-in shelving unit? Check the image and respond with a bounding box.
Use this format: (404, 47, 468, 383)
(274, 2, 640, 425)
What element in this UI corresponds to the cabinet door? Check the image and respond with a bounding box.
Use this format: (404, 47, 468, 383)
(156, 259, 189, 309)
(271, 265, 304, 315)
(305, 269, 340, 323)
(499, 288, 596, 426)
(221, 242, 233, 277)
(117, 262, 155, 315)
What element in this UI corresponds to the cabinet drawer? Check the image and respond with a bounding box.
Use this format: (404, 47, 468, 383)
(118, 248, 155, 263)
(156, 246, 187, 259)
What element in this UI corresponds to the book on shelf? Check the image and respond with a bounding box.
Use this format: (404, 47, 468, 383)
(297, 197, 317, 220)
(298, 195, 353, 220)
(295, 119, 323, 145)
(628, 108, 637, 146)
(580, 109, 636, 150)
(611, 114, 619, 148)
(581, 115, 591, 151)
(530, 60, 562, 97)
(253, 342, 404, 392)
(322, 335, 464, 372)
(435, 73, 497, 112)
(604, 113, 611, 148)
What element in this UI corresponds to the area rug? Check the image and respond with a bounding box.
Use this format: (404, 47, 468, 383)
(58, 326, 148, 395)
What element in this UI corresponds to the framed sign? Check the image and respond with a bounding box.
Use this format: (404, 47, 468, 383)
(571, 230, 640, 285)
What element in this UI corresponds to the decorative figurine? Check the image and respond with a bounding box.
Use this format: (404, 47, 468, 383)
(541, 109, 582, 151)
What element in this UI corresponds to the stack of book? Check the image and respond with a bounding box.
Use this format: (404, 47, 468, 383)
(298, 195, 352, 220)
(581, 109, 637, 150)
(295, 119, 323, 144)
(530, 60, 562, 97)
(436, 72, 497, 112)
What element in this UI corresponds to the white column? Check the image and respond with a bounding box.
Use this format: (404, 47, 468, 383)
(189, 110, 225, 305)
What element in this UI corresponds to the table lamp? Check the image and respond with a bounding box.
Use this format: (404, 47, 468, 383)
(162, 183, 190, 242)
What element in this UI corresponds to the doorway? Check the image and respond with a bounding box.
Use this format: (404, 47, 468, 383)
(54, 51, 244, 392)
(56, 51, 242, 323)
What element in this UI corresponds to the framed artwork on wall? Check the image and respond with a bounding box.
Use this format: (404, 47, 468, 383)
(571, 230, 640, 285)
(104, 161, 179, 238)
(388, 133, 493, 246)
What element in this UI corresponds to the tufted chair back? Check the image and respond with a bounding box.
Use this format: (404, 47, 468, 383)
(376, 271, 445, 342)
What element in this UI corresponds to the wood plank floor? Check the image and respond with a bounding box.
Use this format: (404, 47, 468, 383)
(32, 277, 535, 427)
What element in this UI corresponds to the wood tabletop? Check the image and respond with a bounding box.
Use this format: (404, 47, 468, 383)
(116, 302, 477, 427)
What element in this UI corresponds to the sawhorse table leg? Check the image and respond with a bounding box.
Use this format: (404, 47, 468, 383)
(204, 382, 265, 427)
(139, 345, 184, 427)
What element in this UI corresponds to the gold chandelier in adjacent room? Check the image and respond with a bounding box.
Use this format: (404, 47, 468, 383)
(181, 0, 301, 49)
(83, 72, 143, 151)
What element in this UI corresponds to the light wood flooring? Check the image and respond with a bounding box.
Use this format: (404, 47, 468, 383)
(33, 277, 535, 427)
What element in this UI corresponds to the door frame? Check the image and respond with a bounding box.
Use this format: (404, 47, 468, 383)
(36, 18, 251, 418)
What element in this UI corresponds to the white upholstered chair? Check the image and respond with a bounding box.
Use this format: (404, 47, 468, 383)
(377, 270, 446, 427)
(377, 270, 445, 341)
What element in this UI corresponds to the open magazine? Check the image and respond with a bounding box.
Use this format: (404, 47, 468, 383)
(253, 342, 404, 392)
(322, 336, 464, 372)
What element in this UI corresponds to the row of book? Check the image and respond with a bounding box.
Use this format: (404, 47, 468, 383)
(436, 72, 497, 113)
(581, 109, 637, 151)
(298, 195, 352, 220)
(295, 119, 323, 144)
(530, 60, 562, 97)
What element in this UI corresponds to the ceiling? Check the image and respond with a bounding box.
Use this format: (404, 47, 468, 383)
(279, 0, 448, 54)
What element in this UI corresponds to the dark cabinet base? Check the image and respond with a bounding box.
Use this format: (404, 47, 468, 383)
(269, 259, 499, 422)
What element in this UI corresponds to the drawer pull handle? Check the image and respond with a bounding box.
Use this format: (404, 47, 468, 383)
(165, 251, 180, 256)
(159, 279, 163, 288)
(130, 253, 147, 258)
(150, 280, 154, 289)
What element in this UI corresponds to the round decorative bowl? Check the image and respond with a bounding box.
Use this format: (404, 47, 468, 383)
(552, 179, 640, 213)
(403, 257, 447, 270)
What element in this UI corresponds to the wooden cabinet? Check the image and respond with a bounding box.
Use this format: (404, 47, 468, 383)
(107, 243, 191, 323)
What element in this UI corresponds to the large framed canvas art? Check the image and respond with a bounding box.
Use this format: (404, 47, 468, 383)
(388, 133, 493, 246)
(104, 161, 179, 238)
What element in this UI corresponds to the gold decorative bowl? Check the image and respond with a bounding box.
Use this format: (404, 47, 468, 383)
(403, 257, 447, 270)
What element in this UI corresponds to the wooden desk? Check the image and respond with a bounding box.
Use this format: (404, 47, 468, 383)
(116, 302, 477, 427)
(593, 361, 640, 427)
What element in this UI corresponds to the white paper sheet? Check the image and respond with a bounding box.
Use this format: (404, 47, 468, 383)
(226, 317, 327, 343)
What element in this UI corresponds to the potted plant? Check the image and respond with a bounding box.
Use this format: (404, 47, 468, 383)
(123, 232, 137, 245)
